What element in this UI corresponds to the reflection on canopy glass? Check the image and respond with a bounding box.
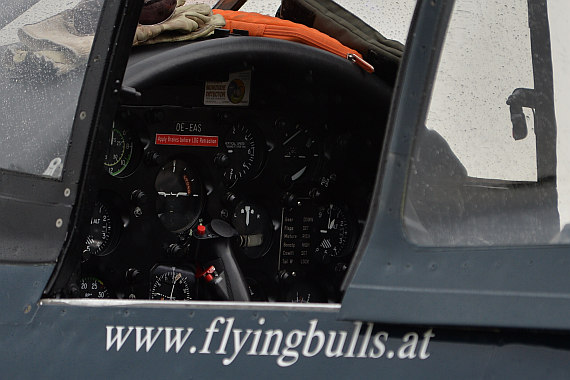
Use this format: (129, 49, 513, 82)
(405, 0, 569, 246)
(0, 0, 103, 178)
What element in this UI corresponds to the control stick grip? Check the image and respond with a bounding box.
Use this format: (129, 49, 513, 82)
(194, 220, 251, 301)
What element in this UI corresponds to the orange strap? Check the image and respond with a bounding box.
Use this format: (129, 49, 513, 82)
(213, 9, 374, 73)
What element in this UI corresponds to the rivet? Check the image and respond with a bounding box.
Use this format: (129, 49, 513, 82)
(64, 188, 71, 197)
(56, 218, 63, 228)
(79, 111, 87, 120)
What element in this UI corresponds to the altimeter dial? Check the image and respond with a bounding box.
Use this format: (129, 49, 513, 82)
(83, 201, 118, 257)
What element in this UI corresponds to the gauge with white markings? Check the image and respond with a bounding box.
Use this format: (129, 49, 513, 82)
(231, 200, 273, 259)
(312, 203, 352, 259)
(78, 277, 110, 299)
(279, 123, 319, 186)
(104, 122, 137, 177)
(83, 201, 119, 257)
(155, 159, 203, 233)
(283, 281, 326, 303)
(222, 124, 264, 184)
(150, 266, 195, 301)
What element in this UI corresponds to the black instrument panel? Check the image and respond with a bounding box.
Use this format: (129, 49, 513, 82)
(76, 104, 380, 302)
(67, 39, 389, 303)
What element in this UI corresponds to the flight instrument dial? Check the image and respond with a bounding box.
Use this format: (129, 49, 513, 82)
(313, 204, 351, 259)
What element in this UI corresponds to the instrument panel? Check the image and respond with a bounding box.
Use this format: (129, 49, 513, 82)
(71, 103, 382, 302)
(63, 44, 388, 303)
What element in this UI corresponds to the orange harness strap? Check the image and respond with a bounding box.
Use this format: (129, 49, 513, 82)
(213, 9, 374, 73)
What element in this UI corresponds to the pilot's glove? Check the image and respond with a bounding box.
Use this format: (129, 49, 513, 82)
(133, 1, 226, 46)
(2, 0, 101, 77)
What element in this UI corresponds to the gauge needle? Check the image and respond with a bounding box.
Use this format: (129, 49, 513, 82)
(283, 129, 302, 146)
(169, 272, 180, 300)
(290, 166, 306, 181)
(110, 129, 115, 144)
(328, 219, 336, 229)
(245, 205, 251, 226)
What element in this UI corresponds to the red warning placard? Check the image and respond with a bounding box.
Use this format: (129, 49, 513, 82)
(155, 134, 219, 147)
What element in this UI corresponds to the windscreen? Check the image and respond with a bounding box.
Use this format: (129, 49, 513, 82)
(0, 0, 103, 179)
(404, 0, 569, 246)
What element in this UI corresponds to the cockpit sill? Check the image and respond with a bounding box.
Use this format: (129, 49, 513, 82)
(41, 298, 341, 312)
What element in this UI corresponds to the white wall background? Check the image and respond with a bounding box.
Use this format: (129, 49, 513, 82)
(3, 0, 569, 226)
(426, 1, 537, 181)
(549, 2, 570, 226)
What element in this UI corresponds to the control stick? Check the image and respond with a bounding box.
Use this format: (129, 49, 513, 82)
(192, 219, 250, 301)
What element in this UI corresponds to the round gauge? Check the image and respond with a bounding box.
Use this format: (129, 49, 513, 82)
(280, 123, 319, 185)
(155, 159, 203, 233)
(104, 123, 135, 177)
(150, 266, 195, 301)
(83, 201, 118, 257)
(312, 204, 352, 259)
(231, 200, 273, 259)
(78, 277, 110, 299)
(222, 124, 264, 183)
